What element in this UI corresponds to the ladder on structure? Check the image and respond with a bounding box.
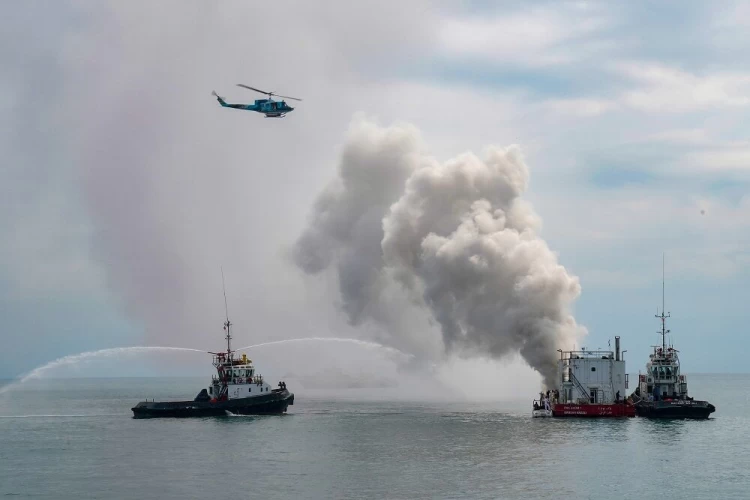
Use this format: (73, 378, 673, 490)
(569, 369, 589, 402)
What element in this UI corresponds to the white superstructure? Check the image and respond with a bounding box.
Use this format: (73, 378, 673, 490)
(209, 352, 274, 400)
(557, 336, 628, 404)
(206, 317, 276, 402)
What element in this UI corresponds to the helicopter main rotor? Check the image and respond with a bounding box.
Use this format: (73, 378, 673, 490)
(236, 84, 302, 102)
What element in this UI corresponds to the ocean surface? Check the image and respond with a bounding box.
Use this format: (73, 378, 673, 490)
(1, 374, 747, 499)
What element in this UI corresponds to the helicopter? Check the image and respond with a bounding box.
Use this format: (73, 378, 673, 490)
(212, 84, 302, 118)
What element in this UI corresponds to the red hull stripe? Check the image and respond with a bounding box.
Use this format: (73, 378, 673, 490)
(552, 403, 636, 418)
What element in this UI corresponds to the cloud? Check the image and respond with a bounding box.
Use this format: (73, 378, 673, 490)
(644, 128, 711, 145)
(683, 146, 750, 172)
(578, 269, 650, 288)
(540, 98, 618, 117)
(613, 61, 750, 112)
(531, 181, 750, 287)
(437, 3, 612, 67)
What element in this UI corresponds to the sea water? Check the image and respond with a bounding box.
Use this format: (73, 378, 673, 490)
(0, 374, 747, 499)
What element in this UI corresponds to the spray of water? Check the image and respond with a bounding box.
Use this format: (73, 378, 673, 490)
(0, 340, 411, 395)
(236, 337, 414, 360)
(0, 414, 119, 419)
(0, 346, 207, 395)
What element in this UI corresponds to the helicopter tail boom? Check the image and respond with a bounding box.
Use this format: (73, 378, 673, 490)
(212, 91, 229, 107)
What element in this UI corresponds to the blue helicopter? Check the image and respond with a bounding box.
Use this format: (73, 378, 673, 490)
(212, 84, 302, 118)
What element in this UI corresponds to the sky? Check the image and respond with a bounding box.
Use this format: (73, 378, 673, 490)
(2, 1, 749, 387)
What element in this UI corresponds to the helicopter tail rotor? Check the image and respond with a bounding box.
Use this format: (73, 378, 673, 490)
(211, 91, 228, 106)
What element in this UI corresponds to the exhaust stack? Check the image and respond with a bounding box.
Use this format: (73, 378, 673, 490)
(615, 336, 621, 361)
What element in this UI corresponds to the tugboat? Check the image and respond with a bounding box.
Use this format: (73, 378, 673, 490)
(532, 336, 635, 418)
(132, 293, 294, 418)
(629, 262, 715, 419)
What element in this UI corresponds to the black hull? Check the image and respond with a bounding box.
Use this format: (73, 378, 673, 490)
(132, 390, 294, 419)
(634, 399, 715, 419)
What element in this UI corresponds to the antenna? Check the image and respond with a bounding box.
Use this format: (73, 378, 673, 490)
(221, 266, 230, 323)
(221, 266, 232, 355)
(660, 252, 665, 320)
(656, 253, 670, 352)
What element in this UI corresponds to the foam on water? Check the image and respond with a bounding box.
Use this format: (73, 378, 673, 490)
(224, 410, 255, 417)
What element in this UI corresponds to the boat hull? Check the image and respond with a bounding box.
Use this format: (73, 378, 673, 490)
(552, 403, 635, 418)
(532, 409, 553, 418)
(131, 390, 294, 419)
(634, 399, 715, 419)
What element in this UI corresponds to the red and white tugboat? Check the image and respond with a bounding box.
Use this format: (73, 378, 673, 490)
(533, 336, 635, 418)
(132, 314, 294, 419)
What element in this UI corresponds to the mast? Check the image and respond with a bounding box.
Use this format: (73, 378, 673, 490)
(655, 253, 670, 352)
(222, 266, 232, 358)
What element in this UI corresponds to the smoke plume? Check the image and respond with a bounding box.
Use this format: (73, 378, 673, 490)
(294, 118, 585, 386)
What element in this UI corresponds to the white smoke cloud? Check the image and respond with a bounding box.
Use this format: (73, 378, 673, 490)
(294, 118, 586, 386)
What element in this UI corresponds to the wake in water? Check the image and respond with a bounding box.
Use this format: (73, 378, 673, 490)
(224, 410, 255, 417)
(236, 337, 414, 360)
(0, 346, 206, 395)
